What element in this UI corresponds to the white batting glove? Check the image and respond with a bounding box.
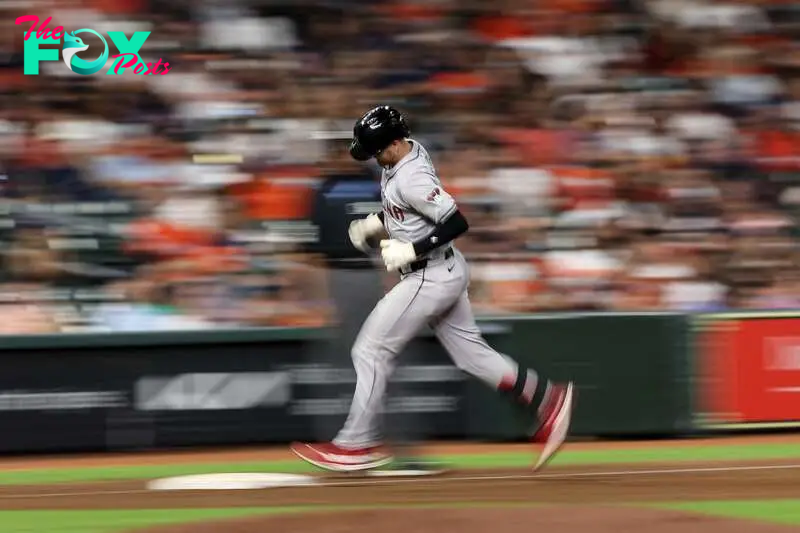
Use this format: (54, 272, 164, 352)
(348, 213, 384, 253)
(380, 239, 417, 271)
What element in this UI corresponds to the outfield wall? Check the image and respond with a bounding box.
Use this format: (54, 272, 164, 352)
(0, 312, 796, 453)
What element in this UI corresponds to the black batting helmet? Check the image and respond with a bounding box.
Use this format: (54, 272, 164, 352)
(349, 105, 410, 161)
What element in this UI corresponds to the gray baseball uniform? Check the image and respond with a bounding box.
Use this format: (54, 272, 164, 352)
(333, 140, 540, 448)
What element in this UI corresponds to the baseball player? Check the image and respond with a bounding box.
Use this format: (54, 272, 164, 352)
(291, 106, 574, 472)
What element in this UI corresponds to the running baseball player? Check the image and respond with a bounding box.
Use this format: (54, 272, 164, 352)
(291, 106, 574, 472)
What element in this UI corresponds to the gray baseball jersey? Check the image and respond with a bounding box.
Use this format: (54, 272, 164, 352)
(380, 140, 457, 250)
(332, 139, 541, 450)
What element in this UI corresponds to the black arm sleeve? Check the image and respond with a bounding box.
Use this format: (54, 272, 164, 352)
(377, 211, 385, 223)
(412, 209, 469, 256)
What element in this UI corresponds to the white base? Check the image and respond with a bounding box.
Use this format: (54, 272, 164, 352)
(147, 473, 319, 491)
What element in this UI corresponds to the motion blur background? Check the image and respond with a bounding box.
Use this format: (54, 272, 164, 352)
(0, 0, 799, 334)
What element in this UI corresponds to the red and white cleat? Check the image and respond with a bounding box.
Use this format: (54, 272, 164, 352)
(290, 442, 393, 473)
(532, 382, 575, 471)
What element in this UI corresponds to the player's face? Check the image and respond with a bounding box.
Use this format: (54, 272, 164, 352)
(374, 140, 403, 168)
(374, 147, 393, 167)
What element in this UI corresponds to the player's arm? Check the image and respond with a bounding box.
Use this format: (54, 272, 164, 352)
(412, 209, 468, 256)
(401, 172, 469, 255)
(379, 171, 468, 271)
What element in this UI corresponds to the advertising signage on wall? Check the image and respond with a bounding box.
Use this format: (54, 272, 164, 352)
(0, 330, 468, 452)
(0, 314, 695, 453)
(696, 312, 800, 427)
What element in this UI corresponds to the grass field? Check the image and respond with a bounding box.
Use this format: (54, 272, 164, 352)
(5, 440, 800, 486)
(1, 437, 798, 533)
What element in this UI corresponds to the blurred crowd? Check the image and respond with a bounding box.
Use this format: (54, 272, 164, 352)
(0, 0, 798, 333)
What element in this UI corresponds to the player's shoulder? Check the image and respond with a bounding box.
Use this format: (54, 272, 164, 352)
(399, 142, 438, 180)
(412, 139, 436, 169)
(397, 168, 440, 193)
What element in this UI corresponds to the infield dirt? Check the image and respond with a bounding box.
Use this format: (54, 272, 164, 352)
(0, 437, 797, 533)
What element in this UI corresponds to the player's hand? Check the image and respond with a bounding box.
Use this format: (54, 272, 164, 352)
(380, 239, 417, 271)
(348, 214, 384, 253)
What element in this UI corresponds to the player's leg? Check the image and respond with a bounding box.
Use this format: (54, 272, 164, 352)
(291, 271, 440, 472)
(431, 290, 548, 408)
(330, 292, 411, 450)
(432, 289, 574, 471)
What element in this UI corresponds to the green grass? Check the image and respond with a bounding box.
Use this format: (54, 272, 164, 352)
(4, 500, 800, 533)
(4, 442, 800, 486)
(0, 508, 294, 533)
(0, 504, 537, 533)
(658, 500, 800, 526)
(1, 442, 798, 532)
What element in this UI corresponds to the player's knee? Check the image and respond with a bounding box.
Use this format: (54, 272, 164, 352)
(352, 337, 392, 364)
(351, 340, 371, 363)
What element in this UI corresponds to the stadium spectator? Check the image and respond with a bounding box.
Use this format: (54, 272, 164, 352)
(0, 0, 797, 332)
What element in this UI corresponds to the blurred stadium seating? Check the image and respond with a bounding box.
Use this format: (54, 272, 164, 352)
(0, 0, 798, 333)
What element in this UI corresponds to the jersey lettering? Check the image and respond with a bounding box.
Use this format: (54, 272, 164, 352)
(391, 205, 405, 222)
(383, 199, 405, 222)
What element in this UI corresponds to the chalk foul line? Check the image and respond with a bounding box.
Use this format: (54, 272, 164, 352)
(318, 462, 800, 487)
